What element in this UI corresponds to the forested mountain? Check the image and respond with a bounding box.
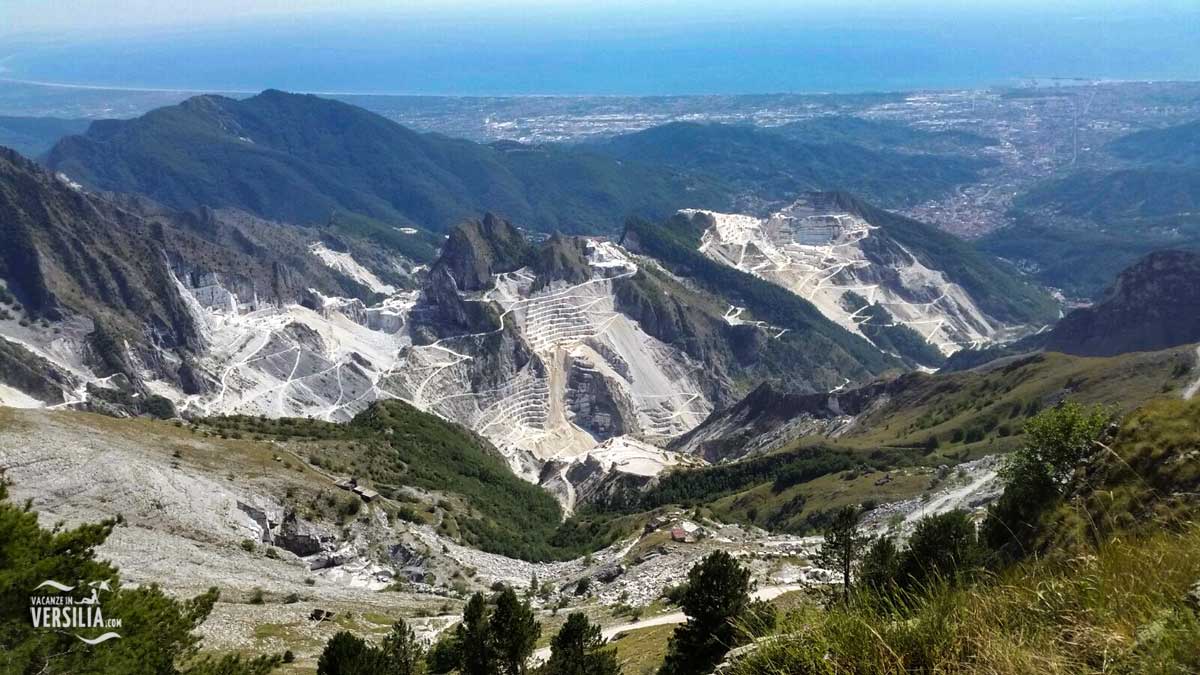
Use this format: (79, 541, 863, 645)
(774, 115, 996, 154)
(981, 121, 1200, 298)
(42, 90, 728, 243)
(1016, 167, 1200, 222)
(1106, 118, 1200, 165)
(593, 122, 992, 208)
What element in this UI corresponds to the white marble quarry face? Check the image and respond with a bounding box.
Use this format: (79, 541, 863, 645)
(692, 199, 1014, 357)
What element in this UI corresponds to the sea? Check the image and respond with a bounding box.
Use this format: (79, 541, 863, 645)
(1, 5, 1197, 97)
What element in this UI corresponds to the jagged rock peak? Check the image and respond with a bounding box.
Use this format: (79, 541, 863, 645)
(531, 233, 592, 290)
(434, 213, 535, 292)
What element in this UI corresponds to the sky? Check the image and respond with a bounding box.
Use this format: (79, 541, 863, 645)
(2, 1, 1198, 95)
(3, 1, 1196, 38)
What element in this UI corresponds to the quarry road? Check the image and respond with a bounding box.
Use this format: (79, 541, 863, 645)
(1185, 344, 1200, 400)
(530, 584, 806, 663)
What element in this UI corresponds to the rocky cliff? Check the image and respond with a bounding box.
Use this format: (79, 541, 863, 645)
(1044, 250, 1200, 357)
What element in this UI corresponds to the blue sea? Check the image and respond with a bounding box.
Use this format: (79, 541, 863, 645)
(3, 5, 1198, 96)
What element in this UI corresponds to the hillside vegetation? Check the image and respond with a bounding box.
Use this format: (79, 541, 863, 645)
(982, 121, 1200, 298)
(613, 345, 1196, 536)
(1106, 118, 1200, 166)
(595, 122, 990, 208)
(775, 115, 997, 154)
(200, 400, 633, 561)
(729, 397, 1200, 674)
(979, 209, 1200, 299)
(44, 90, 728, 242)
(1016, 167, 1200, 223)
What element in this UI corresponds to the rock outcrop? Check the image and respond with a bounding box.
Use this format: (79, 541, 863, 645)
(1044, 250, 1200, 357)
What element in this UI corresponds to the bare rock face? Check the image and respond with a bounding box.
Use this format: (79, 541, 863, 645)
(0, 336, 78, 405)
(1044, 250, 1200, 357)
(389, 543, 431, 582)
(276, 510, 336, 557)
(531, 233, 592, 290)
(236, 499, 286, 543)
(564, 354, 637, 440)
(436, 213, 535, 292)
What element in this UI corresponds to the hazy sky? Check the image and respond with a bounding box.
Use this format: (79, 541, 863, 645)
(5, 0, 1197, 39)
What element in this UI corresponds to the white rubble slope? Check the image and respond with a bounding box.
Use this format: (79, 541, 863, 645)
(686, 198, 1011, 356)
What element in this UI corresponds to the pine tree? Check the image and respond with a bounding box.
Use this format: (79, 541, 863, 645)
(658, 551, 752, 675)
(0, 480, 280, 675)
(859, 536, 901, 596)
(490, 587, 540, 675)
(425, 633, 461, 674)
(380, 619, 426, 675)
(318, 632, 381, 675)
(545, 613, 619, 675)
(900, 510, 986, 589)
(815, 505, 867, 604)
(458, 593, 496, 675)
(527, 571, 539, 600)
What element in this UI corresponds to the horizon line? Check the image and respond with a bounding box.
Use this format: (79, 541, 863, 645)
(4, 75, 1185, 103)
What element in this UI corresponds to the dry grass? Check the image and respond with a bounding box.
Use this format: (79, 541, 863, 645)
(611, 623, 676, 675)
(738, 525, 1200, 674)
(732, 395, 1200, 675)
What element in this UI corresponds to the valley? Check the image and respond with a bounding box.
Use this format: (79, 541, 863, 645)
(1, 78, 1200, 675)
(0, 403, 1011, 670)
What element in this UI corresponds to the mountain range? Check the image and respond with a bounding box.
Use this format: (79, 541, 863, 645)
(0, 117, 1073, 517)
(42, 90, 727, 244)
(6, 91, 1193, 476)
(3, 86, 1200, 675)
(40, 91, 995, 256)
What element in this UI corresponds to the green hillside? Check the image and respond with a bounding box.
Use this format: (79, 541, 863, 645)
(43, 90, 728, 245)
(1107, 118, 1200, 166)
(602, 346, 1196, 535)
(776, 115, 996, 154)
(200, 400, 635, 562)
(594, 122, 991, 208)
(1016, 167, 1200, 222)
(729, 397, 1200, 675)
(982, 167, 1200, 297)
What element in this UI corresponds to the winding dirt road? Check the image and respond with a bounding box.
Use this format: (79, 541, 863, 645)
(530, 584, 806, 663)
